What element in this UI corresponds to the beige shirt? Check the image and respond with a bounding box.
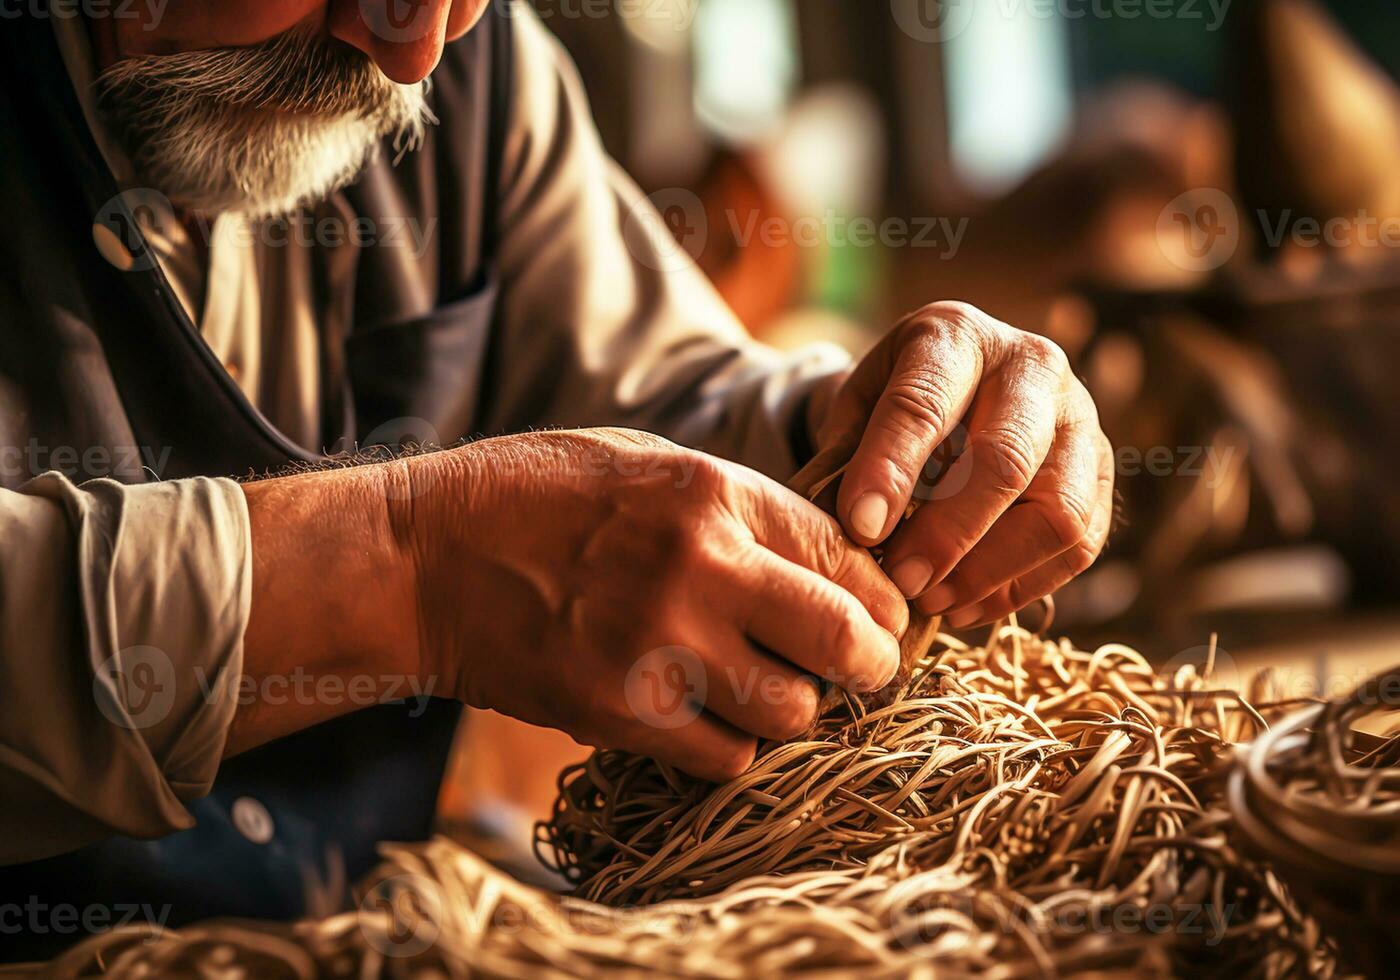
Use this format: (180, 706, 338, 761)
(1, 6, 849, 863)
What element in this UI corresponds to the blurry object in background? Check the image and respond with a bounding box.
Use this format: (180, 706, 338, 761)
(438, 709, 588, 884)
(530, 0, 1399, 650)
(942, 0, 1073, 195)
(1229, 278, 1400, 608)
(692, 0, 798, 143)
(1085, 316, 1315, 595)
(1231, 0, 1400, 266)
(682, 150, 803, 332)
(888, 82, 1230, 329)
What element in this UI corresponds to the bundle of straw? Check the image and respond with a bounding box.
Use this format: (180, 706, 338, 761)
(37, 622, 1400, 979)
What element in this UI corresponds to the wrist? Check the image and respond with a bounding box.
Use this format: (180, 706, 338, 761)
(233, 460, 427, 754)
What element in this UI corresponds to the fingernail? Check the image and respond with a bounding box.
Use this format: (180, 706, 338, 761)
(850, 492, 889, 541)
(889, 557, 933, 599)
(922, 582, 957, 613)
(858, 632, 901, 692)
(949, 604, 982, 629)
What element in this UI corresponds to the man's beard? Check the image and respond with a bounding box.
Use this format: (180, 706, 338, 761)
(96, 30, 435, 221)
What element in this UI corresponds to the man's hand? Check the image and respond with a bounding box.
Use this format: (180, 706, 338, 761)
(402, 429, 907, 782)
(811, 302, 1114, 629)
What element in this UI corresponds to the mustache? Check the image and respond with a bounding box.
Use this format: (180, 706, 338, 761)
(95, 28, 411, 119)
(90, 26, 434, 220)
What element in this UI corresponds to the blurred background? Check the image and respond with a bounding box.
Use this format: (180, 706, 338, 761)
(446, 0, 1400, 864)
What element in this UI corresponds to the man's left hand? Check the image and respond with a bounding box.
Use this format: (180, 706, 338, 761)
(809, 302, 1114, 629)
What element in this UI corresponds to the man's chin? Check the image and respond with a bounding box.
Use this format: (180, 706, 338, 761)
(140, 108, 423, 223)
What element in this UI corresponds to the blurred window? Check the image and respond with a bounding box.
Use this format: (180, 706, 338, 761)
(944, 0, 1074, 195)
(693, 0, 800, 143)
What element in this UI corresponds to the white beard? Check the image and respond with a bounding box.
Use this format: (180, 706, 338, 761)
(96, 31, 435, 221)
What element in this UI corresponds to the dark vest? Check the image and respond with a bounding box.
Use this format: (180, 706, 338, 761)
(0, 2, 514, 960)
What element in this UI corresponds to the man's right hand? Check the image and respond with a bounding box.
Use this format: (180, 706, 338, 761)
(397, 429, 907, 782)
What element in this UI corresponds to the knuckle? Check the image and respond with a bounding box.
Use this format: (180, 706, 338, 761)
(1096, 432, 1117, 480)
(919, 300, 984, 337)
(1021, 332, 1070, 375)
(1041, 492, 1094, 551)
(976, 426, 1041, 492)
(1061, 538, 1100, 579)
(817, 597, 862, 676)
(884, 374, 954, 438)
(813, 518, 853, 580)
(684, 452, 727, 496)
(684, 533, 733, 581)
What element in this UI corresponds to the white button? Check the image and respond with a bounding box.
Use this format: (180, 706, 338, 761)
(232, 797, 274, 844)
(92, 222, 136, 272)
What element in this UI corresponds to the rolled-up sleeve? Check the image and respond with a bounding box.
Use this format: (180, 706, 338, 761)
(0, 473, 251, 864)
(488, 4, 851, 482)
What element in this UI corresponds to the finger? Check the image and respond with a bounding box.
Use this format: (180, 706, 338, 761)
(834, 317, 983, 547)
(882, 345, 1065, 600)
(739, 473, 909, 638)
(735, 544, 901, 694)
(946, 452, 1114, 628)
(613, 709, 759, 783)
(915, 422, 1106, 615)
(696, 629, 822, 742)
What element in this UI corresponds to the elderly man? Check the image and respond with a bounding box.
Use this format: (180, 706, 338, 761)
(0, 0, 1112, 954)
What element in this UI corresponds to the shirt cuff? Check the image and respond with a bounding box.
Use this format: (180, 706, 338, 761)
(0, 473, 250, 862)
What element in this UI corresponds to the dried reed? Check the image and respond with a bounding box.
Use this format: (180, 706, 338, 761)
(38, 622, 1400, 978)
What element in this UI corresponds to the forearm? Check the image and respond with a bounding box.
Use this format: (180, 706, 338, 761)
(227, 457, 425, 756)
